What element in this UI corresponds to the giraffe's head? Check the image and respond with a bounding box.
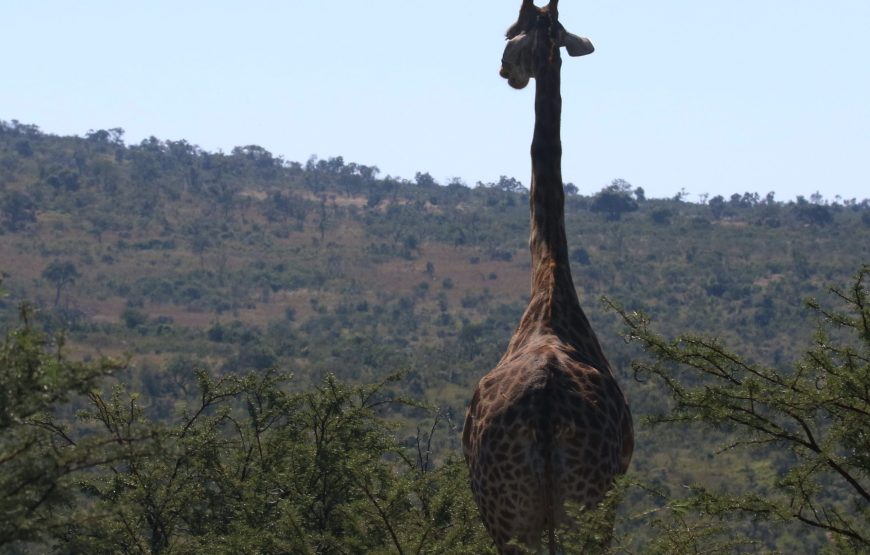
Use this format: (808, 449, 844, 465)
(499, 0, 594, 89)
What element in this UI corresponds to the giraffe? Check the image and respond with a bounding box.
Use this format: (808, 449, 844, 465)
(462, 2, 633, 553)
(499, 0, 594, 90)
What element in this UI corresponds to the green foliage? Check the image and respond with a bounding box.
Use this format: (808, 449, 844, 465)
(557, 479, 761, 554)
(121, 307, 148, 329)
(1, 190, 37, 231)
(2, 118, 869, 551)
(649, 208, 672, 226)
(0, 304, 492, 553)
(44, 369, 490, 554)
(590, 179, 640, 221)
(0, 305, 122, 549)
(607, 265, 870, 552)
(41, 260, 79, 307)
(4, 268, 870, 553)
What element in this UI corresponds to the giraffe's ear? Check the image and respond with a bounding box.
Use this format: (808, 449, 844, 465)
(561, 30, 594, 57)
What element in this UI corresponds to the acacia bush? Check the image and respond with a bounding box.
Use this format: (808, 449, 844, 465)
(0, 304, 122, 548)
(1, 301, 492, 553)
(602, 265, 870, 553)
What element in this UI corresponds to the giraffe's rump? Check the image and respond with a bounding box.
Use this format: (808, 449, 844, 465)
(463, 346, 631, 546)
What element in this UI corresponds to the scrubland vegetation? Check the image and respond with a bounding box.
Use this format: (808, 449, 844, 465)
(1, 119, 868, 552)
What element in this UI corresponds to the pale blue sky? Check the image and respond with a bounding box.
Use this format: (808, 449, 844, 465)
(3, 1, 868, 200)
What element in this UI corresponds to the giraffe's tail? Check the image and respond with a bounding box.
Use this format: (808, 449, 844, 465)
(541, 365, 558, 555)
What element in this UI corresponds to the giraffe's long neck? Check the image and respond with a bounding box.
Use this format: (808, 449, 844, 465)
(506, 17, 609, 370)
(528, 25, 572, 304)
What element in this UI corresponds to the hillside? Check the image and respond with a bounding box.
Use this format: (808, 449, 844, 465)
(2, 118, 867, 382)
(2, 119, 869, 550)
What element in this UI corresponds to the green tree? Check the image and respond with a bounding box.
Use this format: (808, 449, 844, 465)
(121, 307, 148, 329)
(415, 171, 437, 187)
(708, 194, 726, 219)
(1, 190, 37, 231)
(493, 175, 525, 194)
(61, 371, 493, 554)
(85, 212, 113, 243)
(794, 202, 834, 226)
(45, 169, 80, 192)
(42, 260, 80, 307)
(650, 208, 672, 225)
(607, 265, 870, 552)
(590, 180, 639, 221)
(0, 305, 121, 549)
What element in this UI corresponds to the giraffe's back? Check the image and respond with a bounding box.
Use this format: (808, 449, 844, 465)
(463, 343, 633, 549)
